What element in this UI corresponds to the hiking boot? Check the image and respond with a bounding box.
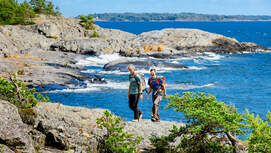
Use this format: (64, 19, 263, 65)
(151, 118, 160, 122)
(132, 119, 138, 122)
(138, 112, 143, 121)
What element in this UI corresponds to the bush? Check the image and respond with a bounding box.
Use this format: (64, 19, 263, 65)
(91, 31, 99, 38)
(246, 110, 271, 153)
(0, 73, 49, 108)
(96, 110, 141, 153)
(80, 15, 95, 30)
(150, 92, 247, 153)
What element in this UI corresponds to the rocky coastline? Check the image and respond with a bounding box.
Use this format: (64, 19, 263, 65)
(0, 15, 264, 153)
(0, 15, 269, 90)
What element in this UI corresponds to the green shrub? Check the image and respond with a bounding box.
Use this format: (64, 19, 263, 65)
(80, 15, 95, 30)
(150, 92, 247, 153)
(96, 110, 141, 153)
(91, 31, 99, 38)
(0, 73, 49, 108)
(246, 110, 271, 153)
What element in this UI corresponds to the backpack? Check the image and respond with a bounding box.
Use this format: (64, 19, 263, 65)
(149, 75, 166, 93)
(138, 73, 148, 92)
(133, 73, 147, 93)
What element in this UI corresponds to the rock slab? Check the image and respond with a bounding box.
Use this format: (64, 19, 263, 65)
(0, 100, 35, 153)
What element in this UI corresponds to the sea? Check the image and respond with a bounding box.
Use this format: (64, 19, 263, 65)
(43, 21, 271, 122)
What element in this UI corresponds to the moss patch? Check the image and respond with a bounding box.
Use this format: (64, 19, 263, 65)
(18, 108, 37, 125)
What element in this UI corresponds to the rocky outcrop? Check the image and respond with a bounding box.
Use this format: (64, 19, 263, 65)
(0, 100, 35, 153)
(0, 99, 186, 153)
(130, 28, 266, 56)
(103, 59, 188, 71)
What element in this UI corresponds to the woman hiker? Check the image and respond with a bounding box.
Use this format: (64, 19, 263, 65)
(127, 64, 143, 122)
(147, 68, 167, 122)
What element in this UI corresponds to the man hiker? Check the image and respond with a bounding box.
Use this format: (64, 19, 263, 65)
(127, 64, 143, 122)
(147, 68, 166, 122)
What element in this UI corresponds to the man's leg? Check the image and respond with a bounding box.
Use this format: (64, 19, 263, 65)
(129, 94, 137, 119)
(134, 94, 141, 120)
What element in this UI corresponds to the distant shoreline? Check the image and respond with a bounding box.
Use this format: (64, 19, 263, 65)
(89, 12, 271, 22)
(96, 19, 271, 22)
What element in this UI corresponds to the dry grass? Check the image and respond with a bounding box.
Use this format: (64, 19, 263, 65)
(143, 44, 164, 52)
(3, 52, 45, 61)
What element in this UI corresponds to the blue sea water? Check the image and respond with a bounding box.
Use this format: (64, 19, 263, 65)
(43, 22, 271, 123)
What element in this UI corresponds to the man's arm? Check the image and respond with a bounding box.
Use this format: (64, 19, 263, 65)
(139, 82, 143, 94)
(128, 83, 130, 98)
(139, 82, 143, 100)
(159, 78, 166, 98)
(162, 84, 167, 98)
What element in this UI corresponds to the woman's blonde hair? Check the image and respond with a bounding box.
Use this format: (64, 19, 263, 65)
(127, 64, 136, 70)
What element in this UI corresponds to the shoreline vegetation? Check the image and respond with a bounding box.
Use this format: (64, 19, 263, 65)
(88, 12, 271, 22)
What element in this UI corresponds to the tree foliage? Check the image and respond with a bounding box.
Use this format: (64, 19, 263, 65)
(150, 92, 247, 153)
(0, 73, 49, 108)
(96, 110, 141, 153)
(0, 0, 35, 25)
(246, 110, 271, 153)
(150, 92, 271, 153)
(0, 0, 60, 25)
(29, 0, 60, 15)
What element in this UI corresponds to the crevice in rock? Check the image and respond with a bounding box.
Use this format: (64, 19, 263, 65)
(45, 132, 66, 150)
(36, 121, 46, 133)
(0, 138, 7, 145)
(36, 122, 67, 150)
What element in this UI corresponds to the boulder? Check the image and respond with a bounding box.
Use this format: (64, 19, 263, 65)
(103, 59, 188, 71)
(33, 102, 106, 152)
(36, 23, 60, 38)
(0, 100, 35, 153)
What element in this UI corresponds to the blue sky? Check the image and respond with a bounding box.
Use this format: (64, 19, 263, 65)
(22, 0, 271, 17)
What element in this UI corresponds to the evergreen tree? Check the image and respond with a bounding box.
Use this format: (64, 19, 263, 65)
(29, 0, 60, 15)
(0, 0, 35, 25)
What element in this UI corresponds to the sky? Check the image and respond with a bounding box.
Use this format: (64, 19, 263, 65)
(21, 0, 271, 17)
